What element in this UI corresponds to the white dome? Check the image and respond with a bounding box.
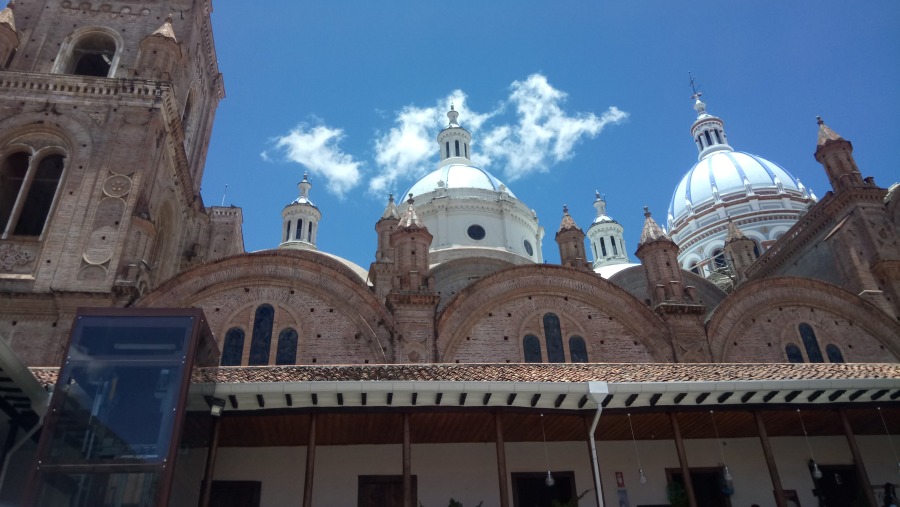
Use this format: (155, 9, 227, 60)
(668, 150, 809, 229)
(406, 164, 515, 199)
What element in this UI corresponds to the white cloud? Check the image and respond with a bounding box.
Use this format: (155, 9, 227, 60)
(369, 91, 496, 195)
(369, 74, 627, 194)
(482, 74, 628, 181)
(267, 123, 362, 197)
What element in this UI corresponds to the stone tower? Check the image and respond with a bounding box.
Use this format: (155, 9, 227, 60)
(555, 205, 590, 270)
(0, 0, 239, 366)
(635, 208, 710, 362)
(386, 196, 439, 363)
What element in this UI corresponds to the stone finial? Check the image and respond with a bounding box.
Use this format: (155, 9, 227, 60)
(398, 194, 421, 228)
(639, 207, 669, 244)
(558, 205, 580, 232)
(151, 14, 177, 41)
(447, 104, 459, 126)
(816, 116, 843, 146)
(380, 193, 400, 221)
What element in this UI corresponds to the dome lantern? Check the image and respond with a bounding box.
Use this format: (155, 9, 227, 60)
(436, 105, 473, 166)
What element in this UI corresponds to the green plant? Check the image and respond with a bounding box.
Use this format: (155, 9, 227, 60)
(447, 499, 482, 507)
(666, 481, 688, 507)
(549, 489, 590, 507)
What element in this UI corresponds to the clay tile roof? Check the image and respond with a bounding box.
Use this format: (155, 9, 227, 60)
(31, 363, 900, 389)
(0, 2, 16, 32)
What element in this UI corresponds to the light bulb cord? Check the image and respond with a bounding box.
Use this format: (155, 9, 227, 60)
(797, 409, 817, 462)
(877, 407, 900, 464)
(627, 413, 643, 469)
(540, 413, 551, 471)
(710, 410, 728, 467)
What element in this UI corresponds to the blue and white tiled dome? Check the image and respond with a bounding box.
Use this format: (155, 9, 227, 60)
(668, 150, 810, 230)
(666, 96, 817, 276)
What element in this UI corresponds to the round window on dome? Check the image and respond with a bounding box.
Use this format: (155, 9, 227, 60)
(467, 225, 485, 241)
(523, 239, 534, 256)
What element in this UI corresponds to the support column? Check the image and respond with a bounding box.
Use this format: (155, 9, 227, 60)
(753, 411, 787, 507)
(839, 409, 878, 507)
(303, 413, 317, 507)
(198, 415, 222, 507)
(495, 412, 510, 507)
(669, 412, 698, 507)
(404, 413, 412, 507)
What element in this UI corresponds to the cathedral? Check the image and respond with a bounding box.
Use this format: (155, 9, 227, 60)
(0, 1, 899, 507)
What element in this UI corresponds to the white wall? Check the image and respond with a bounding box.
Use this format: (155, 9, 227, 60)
(211, 434, 900, 507)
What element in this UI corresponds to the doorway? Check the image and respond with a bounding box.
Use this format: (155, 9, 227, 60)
(815, 464, 862, 506)
(512, 471, 577, 507)
(358, 475, 418, 507)
(209, 480, 261, 507)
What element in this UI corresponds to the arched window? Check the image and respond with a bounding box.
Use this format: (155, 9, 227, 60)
(753, 242, 761, 257)
(689, 262, 700, 275)
(445, 142, 450, 159)
(69, 32, 117, 77)
(825, 344, 845, 363)
(523, 334, 542, 363)
(569, 336, 589, 363)
(543, 313, 565, 363)
(610, 237, 618, 256)
(599, 238, 607, 257)
(275, 328, 298, 365)
(455, 140, 460, 157)
(798, 323, 823, 363)
(0, 152, 65, 237)
(785, 343, 803, 363)
(248, 304, 275, 365)
(221, 327, 245, 366)
(296, 219, 303, 240)
(284, 220, 291, 242)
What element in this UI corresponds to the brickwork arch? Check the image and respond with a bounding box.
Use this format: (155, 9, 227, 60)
(436, 264, 671, 363)
(138, 250, 394, 364)
(707, 277, 900, 362)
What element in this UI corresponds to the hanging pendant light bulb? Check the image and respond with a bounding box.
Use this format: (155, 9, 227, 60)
(812, 462, 823, 479)
(540, 413, 554, 487)
(627, 413, 647, 485)
(797, 409, 823, 480)
(545, 470, 555, 487)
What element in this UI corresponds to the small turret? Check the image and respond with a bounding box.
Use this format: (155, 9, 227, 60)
(587, 191, 629, 269)
(814, 116, 865, 193)
(279, 173, 321, 251)
(0, 2, 20, 69)
(555, 205, 590, 270)
(370, 194, 400, 301)
(390, 195, 433, 292)
(635, 207, 685, 305)
(723, 218, 757, 285)
(136, 16, 182, 81)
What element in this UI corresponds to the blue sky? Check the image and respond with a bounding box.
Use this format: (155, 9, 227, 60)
(201, 2, 900, 270)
